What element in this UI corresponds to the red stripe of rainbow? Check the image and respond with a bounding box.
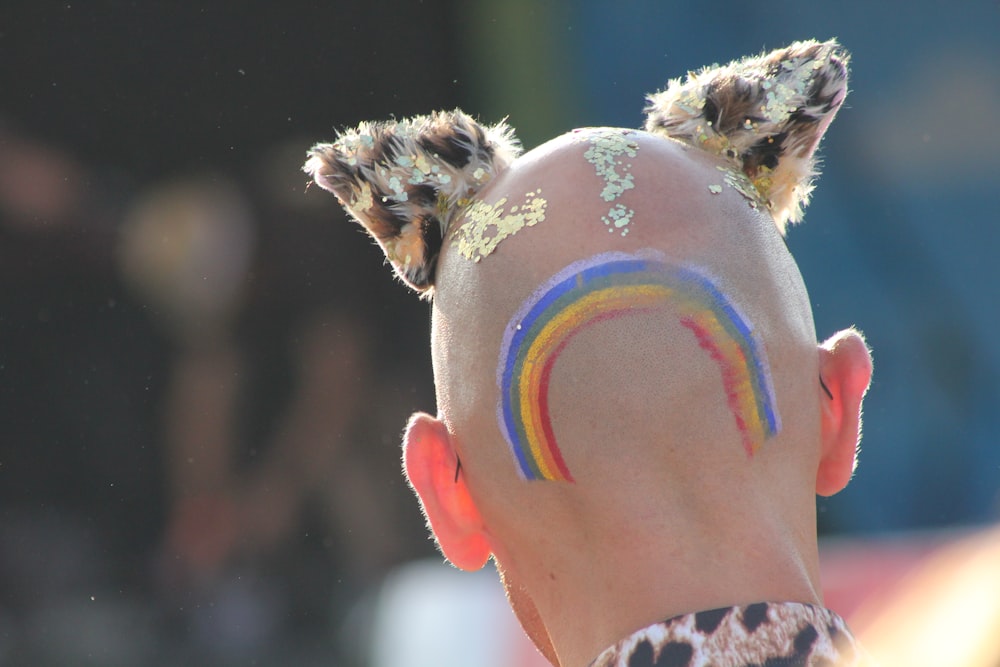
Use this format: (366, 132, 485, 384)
(496, 251, 780, 481)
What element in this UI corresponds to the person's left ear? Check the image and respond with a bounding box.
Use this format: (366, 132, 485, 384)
(402, 412, 492, 570)
(815, 329, 873, 496)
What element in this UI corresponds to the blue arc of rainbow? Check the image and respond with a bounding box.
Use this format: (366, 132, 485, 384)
(496, 251, 781, 481)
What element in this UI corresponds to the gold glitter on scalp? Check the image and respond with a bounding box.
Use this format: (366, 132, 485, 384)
(716, 165, 765, 210)
(452, 190, 548, 262)
(578, 129, 639, 237)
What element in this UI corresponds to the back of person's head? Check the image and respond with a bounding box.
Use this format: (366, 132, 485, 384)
(306, 39, 873, 666)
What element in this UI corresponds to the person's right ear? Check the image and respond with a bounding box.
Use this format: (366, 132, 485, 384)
(402, 412, 492, 570)
(815, 328, 873, 496)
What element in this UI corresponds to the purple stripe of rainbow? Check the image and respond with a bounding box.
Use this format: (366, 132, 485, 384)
(496, 251, 780, 481)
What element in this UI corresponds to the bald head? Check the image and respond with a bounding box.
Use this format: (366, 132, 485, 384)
(432, 129, 817, 489)
(305, 39, 870, 667)
(421, 129, 868, 667)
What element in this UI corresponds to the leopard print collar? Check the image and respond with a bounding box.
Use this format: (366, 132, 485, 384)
(588, 601, 869, 667)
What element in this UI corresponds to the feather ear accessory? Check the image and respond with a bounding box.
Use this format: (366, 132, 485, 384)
(304, 110, 522, 294)
(644, 39, 849, 233)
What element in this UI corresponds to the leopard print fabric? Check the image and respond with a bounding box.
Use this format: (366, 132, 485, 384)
(588, 602, 870, 667)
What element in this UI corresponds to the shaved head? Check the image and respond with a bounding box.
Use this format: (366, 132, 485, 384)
(305, 39, 872, 667)
(429, 131, 829, 661)
(432, 129, 818, 485)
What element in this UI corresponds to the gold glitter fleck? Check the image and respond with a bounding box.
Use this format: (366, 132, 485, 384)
(452, 190, 548, 261)
(708, 184, 723, 194)
(387, 175, 407, 201)
(414, 154, 431, 175)
(757, 58, 816, 124)
(751, 166, 774, 202)
(676, 88, 707, 115)
(716, 165, 764, 210)
(603, 203, 634, 237)
(577, 129, 639, 235)
(352, 182, 374, 212)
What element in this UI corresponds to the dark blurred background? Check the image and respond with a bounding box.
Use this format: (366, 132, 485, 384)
(0, 2, 997, 665)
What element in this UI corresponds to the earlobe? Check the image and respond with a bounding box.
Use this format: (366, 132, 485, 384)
(815, 329, 873, 496)
(402, 412, 493, 570)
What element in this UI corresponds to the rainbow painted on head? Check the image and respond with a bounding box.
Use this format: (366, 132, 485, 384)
(496, 251, 781, 482)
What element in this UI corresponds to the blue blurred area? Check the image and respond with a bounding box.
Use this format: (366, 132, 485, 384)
(551, 0, 1000, 533)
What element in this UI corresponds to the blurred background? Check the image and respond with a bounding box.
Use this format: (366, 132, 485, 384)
(0, 2, 997, 666)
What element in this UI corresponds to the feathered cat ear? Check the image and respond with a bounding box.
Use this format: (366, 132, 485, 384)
(644, 39, 849, 233)
(304, 109, 522, 295)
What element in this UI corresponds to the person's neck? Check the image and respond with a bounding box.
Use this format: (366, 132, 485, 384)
(508, 511, 824, 667)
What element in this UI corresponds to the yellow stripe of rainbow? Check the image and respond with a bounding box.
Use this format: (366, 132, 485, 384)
(496, 251, 780, 481)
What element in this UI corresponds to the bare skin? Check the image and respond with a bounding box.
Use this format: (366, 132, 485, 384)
(401, 131, 872, 667)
